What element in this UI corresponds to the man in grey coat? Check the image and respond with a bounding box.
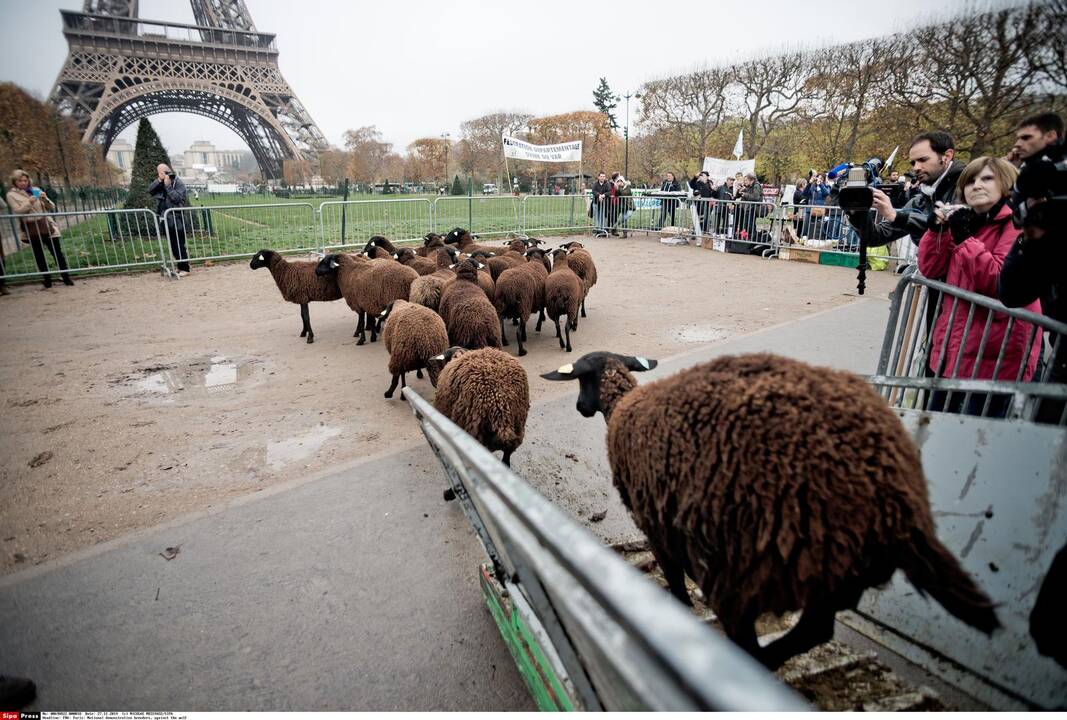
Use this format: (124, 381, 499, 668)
(149, 163, 191, 274)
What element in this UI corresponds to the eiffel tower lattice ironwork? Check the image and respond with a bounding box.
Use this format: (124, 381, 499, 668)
(49, 0, 329, 180)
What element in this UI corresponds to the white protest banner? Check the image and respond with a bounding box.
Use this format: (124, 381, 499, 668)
(702, 157, 756, 182)
(502, 135, 583, 163)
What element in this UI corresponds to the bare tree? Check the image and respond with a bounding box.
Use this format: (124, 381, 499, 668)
(459, 111, 533, 186)
(639, 67, 732, 168)
(1027, 0, 1067, 102)
(731, 52, 818, 158)
(343, 126, 392, 184)
(887, 4, 1044, 156)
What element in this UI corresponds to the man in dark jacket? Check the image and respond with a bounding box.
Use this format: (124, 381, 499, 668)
(149, 163, 191, 274)
(590, 171, 611, 237)
(999, 120, 1066, 424)
(689, 171, 714, 233)
(655, 171, 681, 228)
(736, 172, 763, 250)
(714, 176, 735, 234)
(847, 131, 964, 262)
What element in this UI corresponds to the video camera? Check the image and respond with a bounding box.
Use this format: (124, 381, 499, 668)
(829, 158, 888, 213)
(1014, 140, 1067, 231)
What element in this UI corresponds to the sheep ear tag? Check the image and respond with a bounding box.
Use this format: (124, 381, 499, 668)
(540, 363, 577, 381)
(257, 254, 264, 261)
(636, 357, 651, 369)
(330, 260, 339, 269)
(432, 354, 445, 361)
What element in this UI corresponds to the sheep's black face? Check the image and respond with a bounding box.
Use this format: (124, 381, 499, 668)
(250, 249, 274, 269)
(396, 249, 415, 262)
(427, 346, 466, 387)
(541, 352, 658, 419)
(446, 228, 469, 245)
(379, 301, 396, 324)
(315, 254, 342, 276)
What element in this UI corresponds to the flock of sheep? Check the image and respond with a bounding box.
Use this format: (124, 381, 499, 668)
(249, 232, 999, 671)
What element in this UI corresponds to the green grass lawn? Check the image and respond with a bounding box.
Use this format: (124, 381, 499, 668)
(3, 193, 737, 281)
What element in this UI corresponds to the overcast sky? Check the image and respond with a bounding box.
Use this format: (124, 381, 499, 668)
(1, 0, 994, 156)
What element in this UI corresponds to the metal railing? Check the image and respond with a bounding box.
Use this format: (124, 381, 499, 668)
(521, 194, 592, 235)
(870, 269, 1067, 424)
(433, 196, 522, 237)
(0, 208, 166, 281)
(402, 387, 807, 711)
(160, 202, 317, 273)
(319, 199, 433, 253)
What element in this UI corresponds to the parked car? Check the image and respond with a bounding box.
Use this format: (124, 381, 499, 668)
(483, 183, 498, 195)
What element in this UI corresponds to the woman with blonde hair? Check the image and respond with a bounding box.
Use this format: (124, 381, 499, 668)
(917, 155, 1042, 416)
(5, 169, 72, 288)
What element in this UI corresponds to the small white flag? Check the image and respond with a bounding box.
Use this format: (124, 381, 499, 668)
(732, 129, 744, 160)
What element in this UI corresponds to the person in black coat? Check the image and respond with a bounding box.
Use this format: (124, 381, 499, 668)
(590, 172, 612, 237)
(148, 163, 191, 274)
(656, 171, 681, 228)
(689, 171, 714, 233)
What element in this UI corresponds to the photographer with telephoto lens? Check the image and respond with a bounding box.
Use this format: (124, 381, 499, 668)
(847, 131, 965, 262)
(998, 113, 1066, 424)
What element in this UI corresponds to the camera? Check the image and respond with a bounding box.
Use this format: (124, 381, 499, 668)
(1013, 141, 1067, 230)
(835, 158, 886, 213)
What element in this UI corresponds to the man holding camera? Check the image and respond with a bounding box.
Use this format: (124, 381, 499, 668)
(149, 163, 190, 274)
(999, 113, 1066, 424)
(847, 131, 965, 261)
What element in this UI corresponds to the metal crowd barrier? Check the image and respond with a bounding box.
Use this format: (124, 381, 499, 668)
(0, 208, 166, 281)
(870, 269, 1067, 424)
(401, 386, 807, 711)
(319, 199, 433, 253)
(774, 205, 916, 267)
(520, 194, 592, 235)
(433, 196, 522, 237)
(161, 202, 318, 273)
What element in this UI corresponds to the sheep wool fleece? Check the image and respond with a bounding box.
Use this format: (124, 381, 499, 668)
(434, 348, 529, 456)
(605, 353, 941, 625)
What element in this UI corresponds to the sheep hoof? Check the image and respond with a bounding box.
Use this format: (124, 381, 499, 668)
(443, 487, 456, 502)
(416, 369, 424, 379)
(384, 390, 393, 398)
(356, 338, 366, 346)
(306, 335, 314, 344)
(518, 348, 527, 357)
(502, 338, 509, 346)
(300, 329, 308, 337)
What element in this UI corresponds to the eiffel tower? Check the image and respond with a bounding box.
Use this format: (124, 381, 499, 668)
(49, 0, 329, 180)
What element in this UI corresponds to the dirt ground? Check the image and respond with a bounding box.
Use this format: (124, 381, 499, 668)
(0, 235, 897, 574)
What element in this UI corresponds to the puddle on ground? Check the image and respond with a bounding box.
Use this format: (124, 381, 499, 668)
(204, 356, 238, 388)
(133, 371, 182, 395)
(675, 325, 731, 343)
(266, 425, 343, 470)
(120, 355, 260, 400)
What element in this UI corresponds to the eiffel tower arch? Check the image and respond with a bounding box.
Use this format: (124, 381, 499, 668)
(49, 0, 329, 181)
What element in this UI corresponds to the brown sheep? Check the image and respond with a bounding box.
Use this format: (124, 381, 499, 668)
(543, 352, 1000, 670)
(409, 247, 458, 312)
(250, 249, 342, 344)
(415, 232, 445, 258)
(363, 236, 398, 255)
(428, 346, 529, 468)
(559, 241, 597, 318)
(492, 248, 549, 357)
(444, 227, 497, 256)
(438, 258, 502, 350)
(315, 252, 418, 345)
(471, 249, 523, 282)
(544, 248, 583, 352)
(378, 300, 449, 400)
(394, 248, 437, 276)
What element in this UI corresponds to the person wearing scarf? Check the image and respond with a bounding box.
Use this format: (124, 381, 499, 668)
(918, 156, 1043, 417)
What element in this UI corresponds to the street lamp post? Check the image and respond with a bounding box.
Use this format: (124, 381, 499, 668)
(441, 132, 451, 191)
(623, 91, 638, 179)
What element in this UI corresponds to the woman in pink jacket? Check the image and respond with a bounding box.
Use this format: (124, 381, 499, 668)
(918, 156, 1042, 417)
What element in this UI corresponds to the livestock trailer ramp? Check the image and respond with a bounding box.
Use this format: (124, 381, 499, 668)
(402, 272, 1067, 711)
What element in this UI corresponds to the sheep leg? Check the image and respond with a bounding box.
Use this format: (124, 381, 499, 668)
(500, 316, 509, 346)
(384, 373, 400, 399)
(355, 311, 366, 345)
(535, 308, 545, 332)
(650, 545, 692, 607)
(722, 609, 762, 660)
(757, 602, 838, 671)
(300, 303, 314, 344)
(554, 317, 564, 348)
(370, 316, 379, 343)
(580, 297, 587, 318)
(516, 319, 527, 357)
(416, 368, 424, 379)
(400, 373, 408, 402)
(570, 310, 578, 332)
(563, 315, 573, 352)
(502, 450, 512, 467)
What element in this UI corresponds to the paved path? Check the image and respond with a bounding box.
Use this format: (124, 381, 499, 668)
(0, 297, 890, 710)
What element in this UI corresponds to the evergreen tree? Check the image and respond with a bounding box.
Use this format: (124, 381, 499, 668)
(451, 174, 464, 196)
(592, 78, 619, 130)
(124, 118, 172, 210)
